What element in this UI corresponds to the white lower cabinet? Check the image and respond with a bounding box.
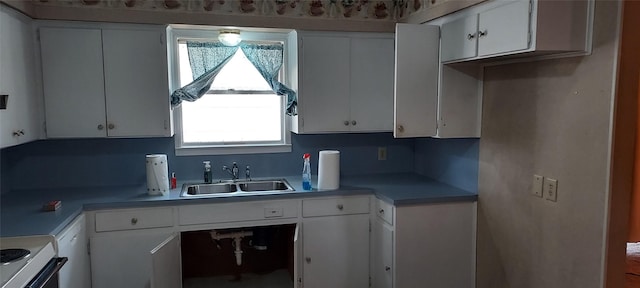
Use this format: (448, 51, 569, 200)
(56, 214, 91, 288)
(151, 233, 182, 288)
(371, 199, 477, 288)
(372, 218, 393, 288)
(301, 196, 370, 288)
(86, 196, 476, 288)
(90, 230, 177, 288)
(88, 206, 177, 288)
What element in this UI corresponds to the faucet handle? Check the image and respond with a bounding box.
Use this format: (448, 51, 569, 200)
(245, 166, 251, 181)
(222, 165, 227, 171)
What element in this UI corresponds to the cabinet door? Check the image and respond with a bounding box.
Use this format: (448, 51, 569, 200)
(57, 216, 91, 288)
(350, 37, 394, 132)
(299, 36, 351, 133)
(303, 214, 369, 288)
(90, 232, 173, 288)
(393, 24, 440, 138)
(477, 0, 531, 57)
(441, 14, 479, 62)
(372, 219, 393, 288)
(0, 7, 40, 148)
(102, 29, 170, 137)
(40, 27, 107, 138)
(151, 233, 182, 288)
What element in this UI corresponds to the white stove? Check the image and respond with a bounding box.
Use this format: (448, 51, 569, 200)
(0, 236, 56, 288)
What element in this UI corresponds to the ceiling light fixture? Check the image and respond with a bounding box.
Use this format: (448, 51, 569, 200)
(218, 29, 242, 46)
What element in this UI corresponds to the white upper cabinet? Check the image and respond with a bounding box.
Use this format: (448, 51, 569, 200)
(441, 15, 478, 62)
(40, 24, 171, 138)
(393, 24, 440, 138)
(292, 32, 394, 134)
(296, 35, 351, 133)
(0, 7, 42, 148)
(40, 27, 106, 138)
(476, 0, 530, 57)
(102, 29, 170, 137)
(439, 0, 592, 63)
(350, 37, 394, 132)
(394, 23, 482, 139)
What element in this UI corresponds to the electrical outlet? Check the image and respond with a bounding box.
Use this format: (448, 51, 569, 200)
(544, 178, 558, 202)
(532, 174, 543, 197)
(378, 147, 387, 160)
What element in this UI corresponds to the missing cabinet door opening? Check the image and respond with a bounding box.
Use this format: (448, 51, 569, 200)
(181, 224, 297, 288)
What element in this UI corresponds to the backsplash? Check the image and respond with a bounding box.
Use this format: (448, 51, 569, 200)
(0, 133, 415, 191)
(414, 137, 479, 193)
(0, 133, 479, 193)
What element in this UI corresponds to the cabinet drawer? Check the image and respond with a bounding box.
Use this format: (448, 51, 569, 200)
(178, 200, 298, 226)
(303, 196, 370, 217)
(95, 207, 174, 232)
(375, 198, 394, 225)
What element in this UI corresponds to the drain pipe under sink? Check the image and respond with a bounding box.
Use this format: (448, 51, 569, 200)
(209, 230, 253, 266)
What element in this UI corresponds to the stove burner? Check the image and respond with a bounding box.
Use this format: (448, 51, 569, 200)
(1, 248, 30, 264)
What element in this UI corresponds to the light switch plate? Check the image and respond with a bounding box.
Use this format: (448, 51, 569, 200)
(544, 178, 558, 202)
(532, 175, 543, 197)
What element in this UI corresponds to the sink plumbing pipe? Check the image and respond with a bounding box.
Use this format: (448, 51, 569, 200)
(209, 230, 253, 266)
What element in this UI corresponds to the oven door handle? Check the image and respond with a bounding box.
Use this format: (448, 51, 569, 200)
(25, 257, 68, 288)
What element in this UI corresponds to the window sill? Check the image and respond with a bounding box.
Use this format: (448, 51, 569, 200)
(175, 143, 292, 156)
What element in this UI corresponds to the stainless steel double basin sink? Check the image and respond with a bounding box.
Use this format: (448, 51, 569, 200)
(180, 179, 295, 197)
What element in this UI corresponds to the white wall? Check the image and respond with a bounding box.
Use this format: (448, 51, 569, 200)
(476, 0, 620, 287)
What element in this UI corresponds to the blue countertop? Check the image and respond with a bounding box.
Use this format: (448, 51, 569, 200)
(0, 173, 476, 237)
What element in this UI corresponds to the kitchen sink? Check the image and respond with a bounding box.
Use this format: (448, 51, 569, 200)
(183, 183, 238, 196)
(238, 180, 293, 192)
(181, 179, 295, 197)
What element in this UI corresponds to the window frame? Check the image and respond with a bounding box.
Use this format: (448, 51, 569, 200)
(167, 25, 294, 156)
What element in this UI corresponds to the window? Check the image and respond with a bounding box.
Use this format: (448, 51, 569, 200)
(169, 27, 294, 155)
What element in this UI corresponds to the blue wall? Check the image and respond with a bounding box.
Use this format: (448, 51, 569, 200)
(414, 138, 479, 193)
(0, 133, 415, 192)
(0, 134, 480, 194)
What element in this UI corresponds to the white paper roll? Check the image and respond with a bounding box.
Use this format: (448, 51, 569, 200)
(317, 150, 340, 190)
(146, 154, 169, 196)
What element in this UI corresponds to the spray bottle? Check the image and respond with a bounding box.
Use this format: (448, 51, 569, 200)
(302, 153, 312, 190)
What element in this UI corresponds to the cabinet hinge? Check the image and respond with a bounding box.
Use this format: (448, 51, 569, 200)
(87, 238, 91, 256)
(369, 276, 372, 287)
(297, 277, 303, 288)
(529, 0, 533, 14)
(528, 31, 532, 46)
(369, 220, 371, 233)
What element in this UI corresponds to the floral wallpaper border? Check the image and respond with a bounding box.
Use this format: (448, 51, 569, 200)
(33, 0, 426, 21)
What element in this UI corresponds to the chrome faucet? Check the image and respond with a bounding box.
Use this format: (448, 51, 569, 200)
(245, 166, 251, 181)
(222, 162, 240, 181)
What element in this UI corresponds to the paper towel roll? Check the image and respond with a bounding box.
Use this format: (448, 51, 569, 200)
(318, 150, 340, 190)
(146, 154, 169, 196)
